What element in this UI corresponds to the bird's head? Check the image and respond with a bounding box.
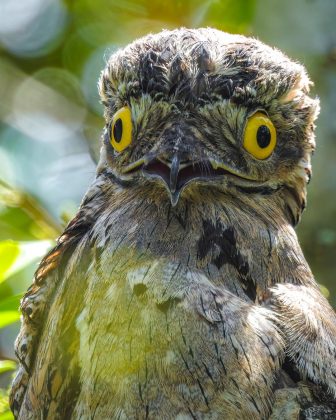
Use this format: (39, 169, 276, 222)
(98, 28, 319, 225)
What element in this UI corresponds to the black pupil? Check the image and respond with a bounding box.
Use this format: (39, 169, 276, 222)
(113, 118, 123, 142)
(256, 125, 271, 148)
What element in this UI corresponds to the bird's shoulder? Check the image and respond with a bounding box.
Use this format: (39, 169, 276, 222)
(9, 184, 100, 416)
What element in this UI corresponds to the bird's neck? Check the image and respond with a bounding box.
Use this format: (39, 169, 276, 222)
(88, 181, 314, 301)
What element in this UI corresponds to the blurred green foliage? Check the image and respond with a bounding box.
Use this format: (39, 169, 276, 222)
(0, 0, 335, 416)
(0, 235, 53, 417)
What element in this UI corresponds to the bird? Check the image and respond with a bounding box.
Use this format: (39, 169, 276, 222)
(10, 28, 336, 419)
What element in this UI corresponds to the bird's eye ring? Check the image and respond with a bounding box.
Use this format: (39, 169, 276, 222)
(243, 112, 276, 160)
(110, 106, 132, 152)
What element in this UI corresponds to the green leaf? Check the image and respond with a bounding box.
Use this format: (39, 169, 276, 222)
(0, 241, 19, 283)
(0, 295, 21, 312)
(0, 311, 20, 328)
(0, 360, 16, 374)
(0, 388, 12, 418)
(0, 411, 14, 420)
(0, 296, 21, 329)
(0, 240, 53, 284)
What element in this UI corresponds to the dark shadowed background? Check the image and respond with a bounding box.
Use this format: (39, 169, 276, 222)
(0, 0, 335, 417)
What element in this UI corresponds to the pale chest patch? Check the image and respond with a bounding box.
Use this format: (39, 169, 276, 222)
(73, 246, 283, 419)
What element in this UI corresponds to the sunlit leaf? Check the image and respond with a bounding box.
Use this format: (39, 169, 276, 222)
(0, 295, 21, 328)
(0, 388, 13, 419)
(5, 241, 52, 279)
(0, 382, 13, 418)
(0, 412, 14, 420)
(0, 360, 16, 374)
(0, 241, 19, 284)
(0, 295, 21, 312)
(0, 240, 53, 285)
(0, 207, 39, 242)
(0, 311, 20, 329)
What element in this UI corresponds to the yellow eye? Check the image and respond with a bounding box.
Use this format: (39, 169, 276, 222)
(110, 106, 132, 152)
(243, 112, 276, 160)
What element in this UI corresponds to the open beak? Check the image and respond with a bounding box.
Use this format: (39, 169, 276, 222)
(121, 153, 259, 205)
(122, 152, 245, 206)
(142, 155, 234, 205)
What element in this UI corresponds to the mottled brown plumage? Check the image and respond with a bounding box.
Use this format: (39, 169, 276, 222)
(10, 28, 336, 419)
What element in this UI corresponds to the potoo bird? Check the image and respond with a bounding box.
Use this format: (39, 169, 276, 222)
(10, 28, 336, 419)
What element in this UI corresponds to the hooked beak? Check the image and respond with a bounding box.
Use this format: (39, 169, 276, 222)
(124, 153, 236, 206)
(121, 152, 259, 206)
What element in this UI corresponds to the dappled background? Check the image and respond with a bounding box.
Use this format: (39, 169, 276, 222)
(0, 0, 336, 416)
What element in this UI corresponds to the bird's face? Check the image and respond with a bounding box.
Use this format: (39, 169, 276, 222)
(98, 29, 318, 222)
